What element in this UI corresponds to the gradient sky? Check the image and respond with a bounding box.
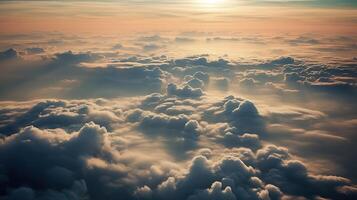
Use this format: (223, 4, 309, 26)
(0, 0, 356, 34)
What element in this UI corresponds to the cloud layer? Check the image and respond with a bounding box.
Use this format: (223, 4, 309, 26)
(0, 33, 356, 200)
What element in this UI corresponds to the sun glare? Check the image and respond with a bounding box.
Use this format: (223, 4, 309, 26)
(207, 0, 221, 4)
(199, 0, 225, 6)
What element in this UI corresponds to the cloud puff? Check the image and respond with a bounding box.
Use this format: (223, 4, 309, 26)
(221, 133, 261, 150)
(153, 144, 357, 200)
(0, 99, 122, 136)
(187, 181, 236, 200)
(0, 122, 107, 199)
(239, 78, 259, 89)
(0, 48, 18, 62)
(202, 96, 265, 135)
(167, 83, 203, 98)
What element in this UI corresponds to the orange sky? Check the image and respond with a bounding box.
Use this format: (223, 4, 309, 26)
(0, 1, 356, 35)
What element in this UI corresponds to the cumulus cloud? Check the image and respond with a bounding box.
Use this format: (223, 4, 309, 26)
(239, 78, 259, 89)
(0, 93, 356, 200)
(187, 181, 236, 200)
(152, 145, 356, 200)
(1, 39, 357, 200)
(0, 122, 107, 199)
(201, 96, 265, 135)
(167, 83, 203, 98)
(0, 99, 122, 136)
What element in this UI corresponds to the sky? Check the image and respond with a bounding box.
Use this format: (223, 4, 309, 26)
(0, 1, 357, 200)
(0, 0, 357, 34)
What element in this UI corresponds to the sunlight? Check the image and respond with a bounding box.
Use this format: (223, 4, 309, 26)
(206, 0, 222, 4)
(198, 0, 225, 7)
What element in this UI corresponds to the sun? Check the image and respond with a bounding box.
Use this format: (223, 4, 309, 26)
(206, 0, 222, 4)
(199, 0, 225, 6)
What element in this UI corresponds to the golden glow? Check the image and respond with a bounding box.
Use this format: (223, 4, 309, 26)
(0, 1, 356, 35)
(198, 0, 225, 7)
(205, 0, 224, 4)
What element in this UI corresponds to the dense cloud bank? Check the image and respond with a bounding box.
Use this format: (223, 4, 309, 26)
(0, 50, 166, 99)
(0, 48, 356, 102)
(0, 44, 356, 200)
(0, 94, 356, 200)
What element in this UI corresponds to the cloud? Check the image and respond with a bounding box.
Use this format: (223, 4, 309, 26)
(0, 93, 356, 200)
(137, 35, 164, 42)
(221, 133, 261, 150)
(0, 99, 123, 136)
(202, 97, 265, 135)
(187, 181, 237, 200)
(284, 72, 305, 85)
(243, 70, 284, 83)
(0, 51, 167, 99)
(206, 37, 240, 42)
(154, 145, 357, 200)
(280, 63, 357, 101)
(1, 42, 357, 200)
(25, 47, 45, 55)
(0, 48, 18, 62)
(125, 96, 204, 157)
(261, 57, 295, 68)
(206, 37, 265, 44)
(235, 57, 296, 71)
(255, 145, 357, 199)
(287, 36, 320, 46)
(0, 122, 107, 199)
(173, 57, 230, 69)
(239, 78, 259, 89)
(175, 37, 195, 43)
(167, 83, 203, 98)
(186, 78, 205, 89)
(143, 44, 162, 51)
(52, 51, 102, 65)
(212, 77, 229, 90)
